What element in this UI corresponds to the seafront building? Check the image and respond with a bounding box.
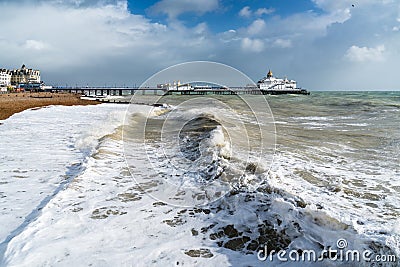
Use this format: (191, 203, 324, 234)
(0, 65, 41, 92)
(0, 69, 12, 86)
(10, 65, 41, 85)
(257, 70, 297, 90)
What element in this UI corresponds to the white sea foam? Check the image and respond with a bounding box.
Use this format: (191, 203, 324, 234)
(0, 104, 128, 260)
(209, 126, 232, 159)
(268, 149, 400, 256)
(1, 112, 245, 266)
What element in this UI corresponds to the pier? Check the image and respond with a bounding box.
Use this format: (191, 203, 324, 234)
(50, 87, 158, 96)
(49, 86, 310, 96)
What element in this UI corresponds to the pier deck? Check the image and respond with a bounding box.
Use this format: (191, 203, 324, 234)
(49, 86, 310, 96)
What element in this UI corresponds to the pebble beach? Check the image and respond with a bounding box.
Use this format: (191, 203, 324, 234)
(0, 92, 100, 120)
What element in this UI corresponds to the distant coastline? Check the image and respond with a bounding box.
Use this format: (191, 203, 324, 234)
(0, 92, 100, 120)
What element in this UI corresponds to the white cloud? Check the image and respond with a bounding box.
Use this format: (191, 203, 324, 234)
(246, 19, 266, 35)
(239, 6, 251, 17)
(219, 29, 238, 42)
(0, 0, 216, 84)
(193, 22, 208, 35)
(308, 0, 353, 30)
(255, 8, 275, 16)
(236, 5, 352, 47)
(345, 45, 386, 62)
(273, 38, 292, 48)
(239, 6, 274, 18)
(241, 38, 264, 52)
(24, 40, 49, 50)
(311, 0, 351, 13)
(313, 0, 393, 12)
(149, 0, 219, 19)
(29, 0, 126, 8)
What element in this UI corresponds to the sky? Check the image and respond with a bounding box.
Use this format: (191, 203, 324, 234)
(0, 0, 399, 90)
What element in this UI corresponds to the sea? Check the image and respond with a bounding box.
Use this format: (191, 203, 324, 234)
(0, 91, 399, 266)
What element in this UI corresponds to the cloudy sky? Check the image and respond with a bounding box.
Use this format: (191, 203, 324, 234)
(0, 0, 399, 90)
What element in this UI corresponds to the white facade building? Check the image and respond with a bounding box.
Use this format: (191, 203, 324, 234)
(10, 64, 41, 85)
(0, 69, 11, 86)
(257, 70, 297, 90)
